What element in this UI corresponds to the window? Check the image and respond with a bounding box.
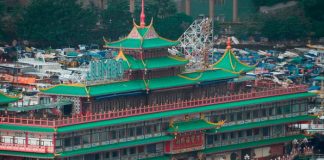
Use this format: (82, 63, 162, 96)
(247, 129, 252, 136)
(262, 127, 269, 136)
(130, 147, 136, 154)
(122, 148, 128, 156)
(238, 131, 243, 138)
(138, 146, 144, 153)
(253, 110, 259, 118)
(111, 130, 117, 139)
(112, 151, 119, 158)
(269, 108, 274, 116)
(119, 129, 125, 139)
(262, 109, 267, 117)
(136, 126, 143, 136)
(214, 135, 218, 141)
(64, 138, 71, 147)
(100, 132, 108, 141)
(147, 144, 156, 153)
(92, 133, 100, 143)
(230, 132, 235, 139)
(284, 105, 291, 114)
(105, 152, 110, 159)
(229, 113, 235, 121)
(254, 128, 259, 135)
(73, 136, 81, 146)
(221, 133, 227, 140)
(207, 135, 214, 145)
(128, 127, 135, 137)
(145, 126, 152, 134)
(276, 107, 282, 115)
(237, 112, 242, 120)
(82, 135, 90, 145)
(245, 112, 251, 120)
(220, 114, 226, 120)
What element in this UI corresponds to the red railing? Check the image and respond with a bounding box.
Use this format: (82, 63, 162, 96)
(0, 143, 54, 153)
(0, 85, 308, 128)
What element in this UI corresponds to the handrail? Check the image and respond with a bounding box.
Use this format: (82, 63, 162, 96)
(0, 143, 54, 153)
(0, 85, 308, 128)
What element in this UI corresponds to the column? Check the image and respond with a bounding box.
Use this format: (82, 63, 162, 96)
(129, 0, 135, 14)
(185, 0, 191, 16)
(209, 0, 215, 20)
(233, 0, 238, 22)
(176, 0, 184, 13)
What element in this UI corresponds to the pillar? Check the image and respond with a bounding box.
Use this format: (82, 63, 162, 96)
(209, 0, 215, 20)
(233, 0, 238, 22)
(176, 0, 184, 13)
(130, 0, 135, 14)
(185, 0, 191, 16)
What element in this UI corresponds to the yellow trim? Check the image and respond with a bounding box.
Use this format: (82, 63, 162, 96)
(143, 79, 149, 89)
(212, 49, 229, 66)
(0, 91, 19, 99)
(168, 55, 188, 62)
(205, 119, 226, 127)
(229, 50, 256, 68)
(178, 72, 203, 81)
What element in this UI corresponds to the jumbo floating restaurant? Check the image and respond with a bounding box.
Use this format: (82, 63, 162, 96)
(0, 1, 317, 159)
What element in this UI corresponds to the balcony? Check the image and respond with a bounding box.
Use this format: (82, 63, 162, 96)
(0, 84, 308, 128)
(0, 143, 54, 153)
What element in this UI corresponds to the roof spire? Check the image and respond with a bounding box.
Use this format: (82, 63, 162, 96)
(140, 0, 145, 28)
(226, 37, 231, 49)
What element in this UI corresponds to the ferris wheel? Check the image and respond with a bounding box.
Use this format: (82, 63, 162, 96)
(171, 17, 214, 71)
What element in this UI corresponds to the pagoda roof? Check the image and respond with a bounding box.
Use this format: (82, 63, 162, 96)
(213, 48, 255, 74)
(104, 22, 179, 49)
(0, 92, 19, 105)
(41, 69, 238, 97)
(122, 55, 189, 70)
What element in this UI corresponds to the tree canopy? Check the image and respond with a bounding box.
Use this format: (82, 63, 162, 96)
(18, 0, 97, 47)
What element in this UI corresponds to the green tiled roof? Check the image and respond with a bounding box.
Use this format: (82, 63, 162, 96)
(89, 80, 146, 97)
(203, 134, 306, 154)
(105, 24, 178, 49)
(58, 136, 173, 158)
(0, 124, 54, 133)
(56, 92, 314, 133)
(213, 49, 255, 73)
(125, 55, 188, 70)
(0, 150, 54, 159)
(40, 84, 88, 97)
(106, 37, 179, 49)
(41, 69, 238, 97)
(167, 119, 217, 133)
(0, 92, 19, 104)
(208, 115, 317, 133)
(148, 69, 238, 90)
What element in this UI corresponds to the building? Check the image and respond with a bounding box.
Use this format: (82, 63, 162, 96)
(0, 1, 317, 160)
(175, 0, 256, 23)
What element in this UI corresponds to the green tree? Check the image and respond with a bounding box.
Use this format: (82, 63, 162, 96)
(300, 0, 324, 37)
(17, 0, 97, 47)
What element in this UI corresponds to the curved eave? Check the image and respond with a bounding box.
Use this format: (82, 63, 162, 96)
(0, 92, 20, 105)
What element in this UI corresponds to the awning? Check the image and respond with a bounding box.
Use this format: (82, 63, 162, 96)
(0, 100, 72, 112)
